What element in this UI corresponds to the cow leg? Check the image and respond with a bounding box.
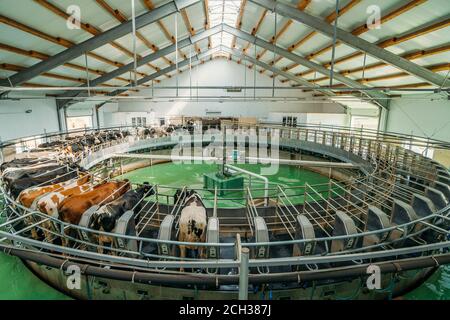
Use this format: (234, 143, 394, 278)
(42, 221, 52, 243)
(196, 247, 205, 273)
(198, 247, 205, 259)
(98, 238, 104, 254)
(30, 224, 39, 240)
(24, 216, 39, 240)
(179, 245, 186, 272)
(61, 229, 69, 248)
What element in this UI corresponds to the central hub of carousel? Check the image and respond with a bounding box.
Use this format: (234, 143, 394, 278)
(0, 123, 449, 300)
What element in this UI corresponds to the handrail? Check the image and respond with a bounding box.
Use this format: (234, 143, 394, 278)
(1, 122, 449, 275)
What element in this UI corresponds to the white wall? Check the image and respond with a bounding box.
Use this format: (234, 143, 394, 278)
(386, 95, 450, 141)
(97, 59, 346, 127)
(0, 96, 59, 141)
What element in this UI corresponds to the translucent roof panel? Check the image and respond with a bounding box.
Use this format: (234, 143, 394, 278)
(209, 0, 241, 50)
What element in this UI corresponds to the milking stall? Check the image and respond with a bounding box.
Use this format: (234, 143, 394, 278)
(0, 0, 449, 303)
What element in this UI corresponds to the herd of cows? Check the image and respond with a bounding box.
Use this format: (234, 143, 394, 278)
(27, 126, 183, 161)
(0, 126, 208, 261)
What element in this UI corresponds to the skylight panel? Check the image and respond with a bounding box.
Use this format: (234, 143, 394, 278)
(208, 0, 241, 53)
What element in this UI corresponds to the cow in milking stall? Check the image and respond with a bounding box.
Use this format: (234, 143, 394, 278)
(33, 174, 94, 241)
(0, 158, 52, 172)
(17, 172, 90, 208)
(89, 182, 155, 254)
(5, 163, 82, 198)
(17, 173, 93, 239)
(58, 180, 131, 225)
(176, 189, 207, 271)
(57, 180, 131, 246)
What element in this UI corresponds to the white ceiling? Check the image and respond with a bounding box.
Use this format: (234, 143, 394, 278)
(0, 0, 448, 96)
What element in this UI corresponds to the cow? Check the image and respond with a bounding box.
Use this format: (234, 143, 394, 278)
(0, 157, 51, 172)
(2, 162, 60, 179)
(17, 173, 90, 209)
(34, 174, 94, 241)
(89, 183, 154, 254)
(177, 190, 207, 271)
(58, 180, 131, 226)
(135, 127, 153, 139)
(5, 164, 81, 198)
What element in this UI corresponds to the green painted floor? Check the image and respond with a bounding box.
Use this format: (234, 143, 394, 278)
(117, 162, 335, 208)
(0, 204, 70, 300)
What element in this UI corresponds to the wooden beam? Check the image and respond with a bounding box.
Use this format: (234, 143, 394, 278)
(95, 0, 173, 68)
(282, 0, 429, 77)
(308, 0, 428, 61)
(34, 0, 151, 76)
(295, 18, 450, 78)
(0, 43, 130, 83)
(203, 0, 212, 48)
(272, 0, 361, 68)
(310, 44, 450, 82)
(141, 0, 187, 59)
(231, 0, 247, 49)
(258, 0, 313, 73)
(1, 63, 89, 84)
(180, 8, 201, 53)
(305, 63, 449, 84)
(238, 8, 268, 64)
(0, 14, 127, 70)
(271, 0, 360, 72)
(360, 63, 450, 83)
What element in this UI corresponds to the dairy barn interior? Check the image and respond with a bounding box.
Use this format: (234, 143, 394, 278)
(0, 0, 449, 302)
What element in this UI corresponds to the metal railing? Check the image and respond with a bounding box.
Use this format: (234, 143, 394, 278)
(0, 123, 449, 279)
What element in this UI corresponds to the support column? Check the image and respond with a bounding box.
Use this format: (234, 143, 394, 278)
(378, 106, 389, 133)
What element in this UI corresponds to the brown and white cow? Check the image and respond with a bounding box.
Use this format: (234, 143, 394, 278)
(34, 174, 94, 241)
(177, 190, 207, 271)
(17, 173, 89, 208)
(58, 180, 131, 225)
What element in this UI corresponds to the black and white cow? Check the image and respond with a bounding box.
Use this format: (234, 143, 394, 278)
(176, 189, 207, 269)
(89, 183, 155, 253)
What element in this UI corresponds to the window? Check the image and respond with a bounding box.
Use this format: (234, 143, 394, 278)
(350, 116, 379, 131)
(131, 117, 147, 127)
(282, 116, 297, 127)
(67, 116, 92, 130)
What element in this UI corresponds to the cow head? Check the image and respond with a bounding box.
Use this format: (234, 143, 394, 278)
(89, 209, 114, 232)
(132, 182, 154, 198)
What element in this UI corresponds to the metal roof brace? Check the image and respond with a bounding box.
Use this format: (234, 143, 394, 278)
(84, 53, 90, 97)
(174, 0, 195, 12)
(272, 11, 277, 97)
(329, 0, 340, 88)
(131, 0, 138, 87)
